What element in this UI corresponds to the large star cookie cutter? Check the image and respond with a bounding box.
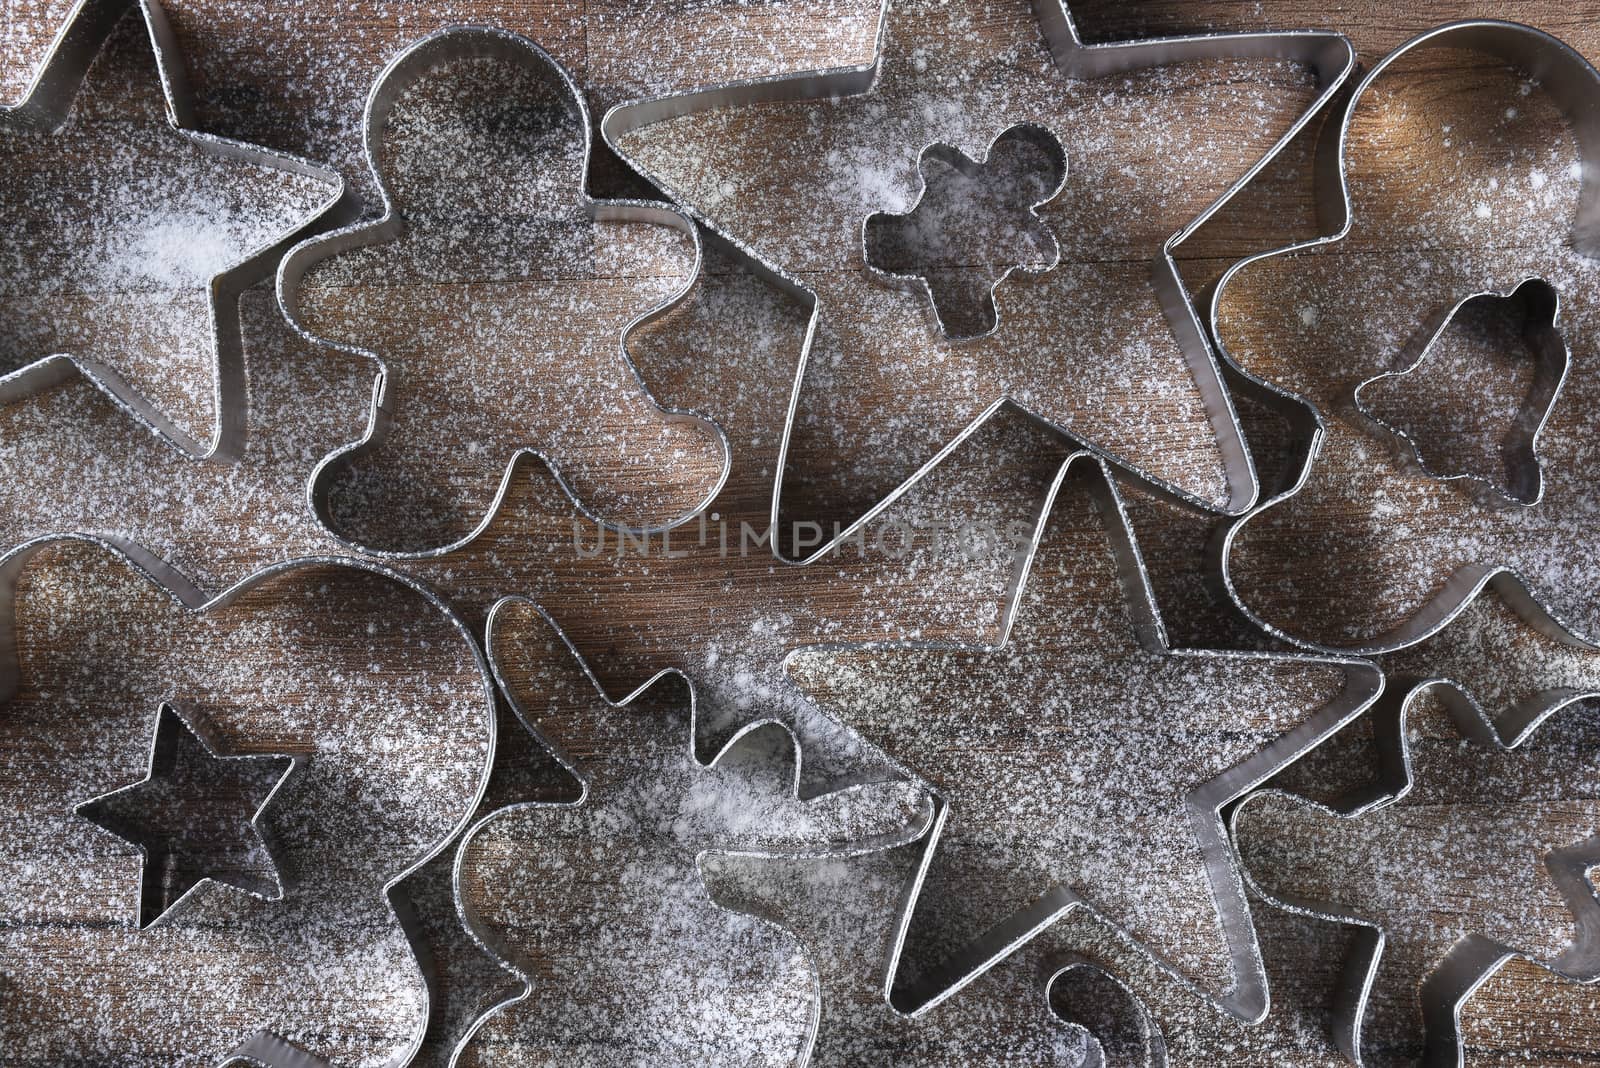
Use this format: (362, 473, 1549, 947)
(446, 595, 932, 1065)
(1, 0, 347, 462)
(781, 453, 1383, 1023)
(277, 26, 729, 558)
(603, 0, 1357, 560)
(1233, 679, 1600, 1066)
(0, 533, 497, 1068)
(1212, 19, 1600, 653)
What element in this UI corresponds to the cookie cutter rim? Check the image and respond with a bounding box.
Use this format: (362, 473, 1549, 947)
(775, 450, 1384, 1025)
(72, 699, 302, 930)
(275, 25, 731, 562)
(0, 532, 500, 1068)
(694, 836, 1173, 1067)
(1050, 951, 1169, 1068)
(860, 121, 1070, 342)
(1350, 276, 1570, 509)
(1230, 673, 1600, 1066)
(601, 0, 1360, 564)
(445, 593, 939, 1067)
(1, 0, 350, 463)
(1211, 19, 1600, 656)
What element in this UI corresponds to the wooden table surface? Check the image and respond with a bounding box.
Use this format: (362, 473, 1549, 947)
(6, 1, 1600, 1065)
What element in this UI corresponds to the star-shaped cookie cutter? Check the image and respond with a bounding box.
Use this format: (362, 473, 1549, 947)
(1213, 19, 1600, 654)
(1, 0, 348, 462)
(602, 0, 1358, 560)
(277, 25, 727, 558)
(1232, 678, 1600, 1066)
(72, 700, 300, 930)
(781, 453, 1384, 1023)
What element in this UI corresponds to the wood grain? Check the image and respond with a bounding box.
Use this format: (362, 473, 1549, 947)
(4, 1, 1600, 1064)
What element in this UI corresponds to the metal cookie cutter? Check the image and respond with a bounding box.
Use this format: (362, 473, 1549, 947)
(73, 700, 300, 930)
(0, 533, 498, 1068)
(780, 453, 1383, 1024)
(862, 122, 1069, 342)
(277, 26, 728, 559)
(1350, 277, 1569, 508)
(603, 0, 1357, 562)
(1213, 20, 1600, 654)
(1, 0, 348, 461)
(699, 831, 1167, 1066)
(447, 595, 934, 1066)
(1232, 679, 1600, 1067)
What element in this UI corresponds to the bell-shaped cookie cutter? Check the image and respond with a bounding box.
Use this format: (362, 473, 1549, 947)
(1351, 277, 1570, 509)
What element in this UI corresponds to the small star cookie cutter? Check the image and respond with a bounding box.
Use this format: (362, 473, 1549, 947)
(72, 700, 301, 930)
(1, 0, 348, 462)
(1212, 19, 1600, 654)
(277, 25, 728, 559)
(601, 0, 1359, 560)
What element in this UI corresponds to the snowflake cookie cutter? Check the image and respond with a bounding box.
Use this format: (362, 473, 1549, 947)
(1, 0, 348, 462)
(0, 533, 499, 1068)
(1213, 19, 1600, 654)
(601, 0, 1358, 562)
(1350, 278, 1570, 509)
(1231, 678, 1600, 1067)
(277, 26, 728, 559)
